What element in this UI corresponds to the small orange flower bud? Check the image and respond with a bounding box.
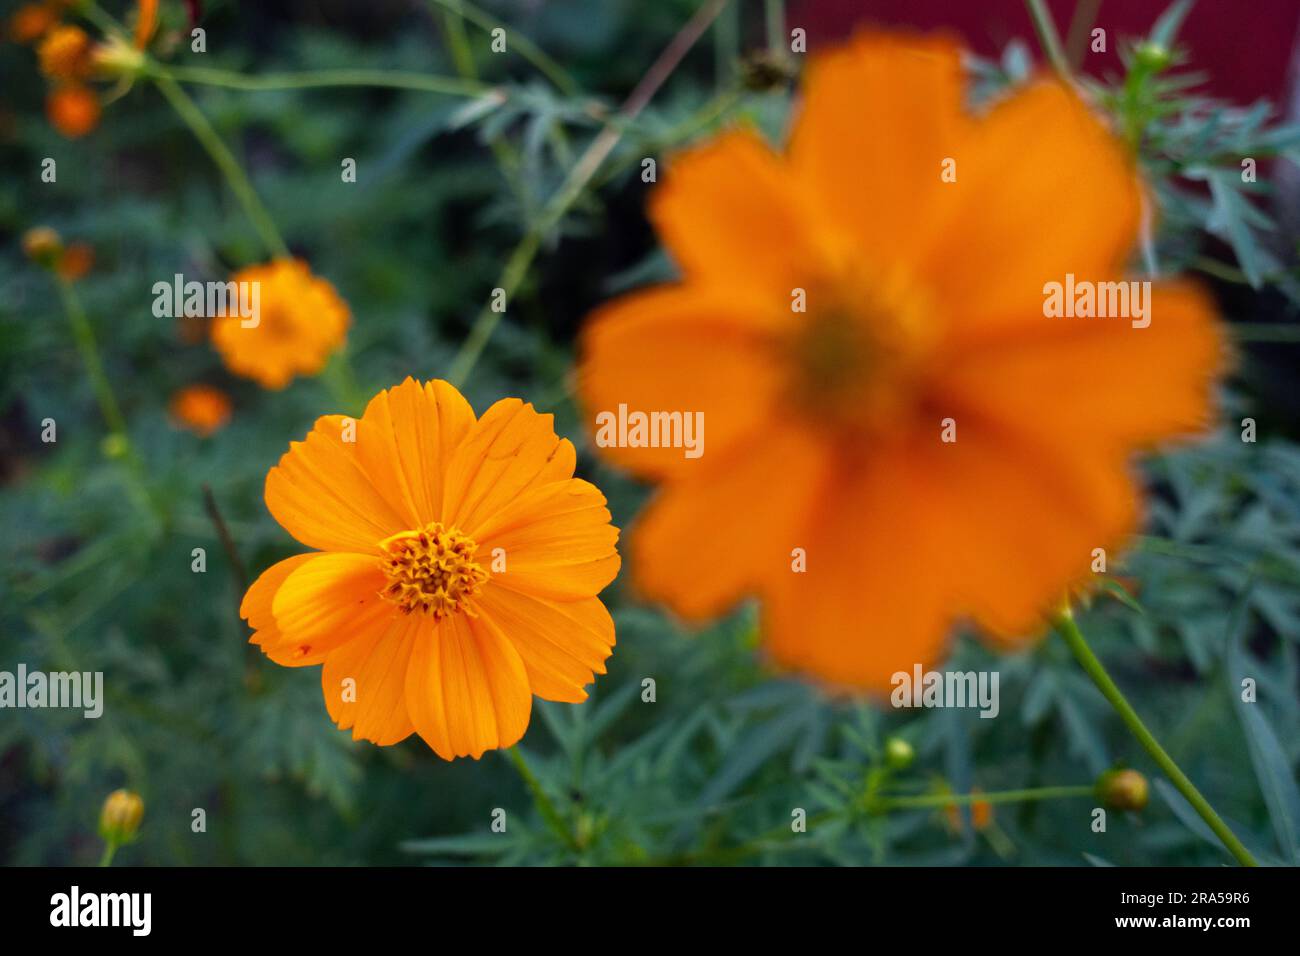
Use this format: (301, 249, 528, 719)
(46, 84, 100, 138)
(99, 789, 144, 844)
(22, 225, 62, 266)
(38, 24, 94, 81)
(56, 242, 94, 280)
(1098, 768, 1149, 811)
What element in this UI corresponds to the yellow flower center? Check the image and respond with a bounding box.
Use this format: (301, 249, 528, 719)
(379, 523, 488, 618)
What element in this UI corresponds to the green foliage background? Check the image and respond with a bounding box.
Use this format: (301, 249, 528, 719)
(1, 0, 1298, 866)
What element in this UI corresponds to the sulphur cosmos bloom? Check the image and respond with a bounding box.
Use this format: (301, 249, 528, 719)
(210, 259, 350, 390)
(169, 384, 231, 437)
(243, 379, 621, 759)
(577, 33, 1225, 691)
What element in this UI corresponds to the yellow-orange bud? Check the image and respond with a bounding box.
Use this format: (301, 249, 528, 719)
(99, 789, 144, 844)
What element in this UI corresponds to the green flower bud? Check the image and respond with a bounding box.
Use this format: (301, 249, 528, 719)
(884, 736, 915, 770)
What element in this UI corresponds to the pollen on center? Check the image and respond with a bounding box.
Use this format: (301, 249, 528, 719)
(378, 522, 489, 618)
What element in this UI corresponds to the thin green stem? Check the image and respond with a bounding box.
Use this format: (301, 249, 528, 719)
(160, 64, 491, 97)
(1024, 0, 1070, 76)
(55, 278, 154, 518)
(446, 0, 732, 386)
(503, 747, 579, 851)
(423, 0, 579, 96)
(149, 70, 290, 259)
(875, 785, 1093, 811)
(56, 279, 127, 437)
(98, 840, 118, 867)
(1052, 606, 1257, 866)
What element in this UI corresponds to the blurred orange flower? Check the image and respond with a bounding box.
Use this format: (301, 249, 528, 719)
(577, 34, 1225, 691)
(45, 84, 99, 138)
(243, 378, 621, 759)
(37, 23, 93, 80)
(8, 3, 58, 43)
(210, 259, 350, 390)
(170, 384, 232, 437)
(55, 241, 94, 280)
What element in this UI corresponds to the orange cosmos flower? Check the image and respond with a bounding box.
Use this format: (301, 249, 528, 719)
(577, 33, 1225, 692)
(242, 378, 621, 759)
(170, 384, 232, 436)
(37, 23, 93, 80)
(9, 3, 58, 43)
(45, 84, 100, 138)
(210, 259, 350, 390)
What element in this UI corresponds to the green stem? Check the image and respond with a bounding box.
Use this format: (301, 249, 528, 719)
(875, 785, 1093, 811)
(98, 840, 118, 867)
(423, 0, 579, 96)
(446, 0, 732, 386)
(149, 70, 290, 259)
(57, 279, 127, 437)
(1024, 0, 1070, 75)
(55, 278, 154, 518)
(160, 65, 491, 97)
(1052, 606, 1257, 866)
(447, 230, 541, 387)
(503, 746, 578, 851)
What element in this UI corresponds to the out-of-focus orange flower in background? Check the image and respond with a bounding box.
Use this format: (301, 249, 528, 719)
(169, 384, 232, 437)
(45, 83, 100, 137)
(37, 23, 93, 80)
(578, 33, 1225, 693)
(210, 259, 351, 390)
(8, 2, 59, 43)
(242, 378, 621, 759)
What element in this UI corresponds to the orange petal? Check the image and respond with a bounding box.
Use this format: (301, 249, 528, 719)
(265, 414, 411, 553)
(320, 612, 423, 746)
(907, 422, 1139, 642)
(631, 424, 831, 621)
(405, 611, 532, 759)
(920, 80, 1142, 337)
(789, 32, 969, 271)
(470, 478, 621, 601)
(441, 398, 575, 534)
(760, 450, 951, 693)
(474, 589, 615, 704)
(650, 128, 832, 295)
(354, 378, 476, 526)
(242, 553, 320, 666)
(270, 552, 392, 657)
(577, 285, 789, 479)
(934, 280, 1226, 453)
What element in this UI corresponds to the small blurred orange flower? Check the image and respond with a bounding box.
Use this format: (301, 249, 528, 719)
(55, 241, 94, 280)
(8, 3, 58, 43)
(170, 384, 232, 437)
(45, 84, 100, 137)
(242, 378, 621, 758)
(577, 33, 1225, 691)
(210, 259, 350, 390)
(37, 23, 93, 80)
